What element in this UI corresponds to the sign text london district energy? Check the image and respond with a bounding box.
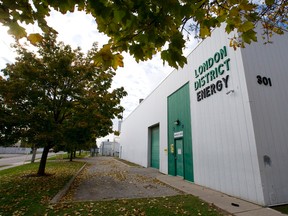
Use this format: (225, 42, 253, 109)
(194, 46, 231, 102)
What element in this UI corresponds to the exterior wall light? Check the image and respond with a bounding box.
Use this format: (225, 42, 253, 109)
(174, 120, 180, 125)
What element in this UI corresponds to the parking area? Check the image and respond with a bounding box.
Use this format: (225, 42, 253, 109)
(62, 156, 183, 201)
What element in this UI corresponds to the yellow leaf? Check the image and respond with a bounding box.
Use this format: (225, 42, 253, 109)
(101, 44, 112, 54)
(112, 53, 124, 70)
(99, 44, 113, 61)
(92, 44, 113, 68)
(27, 33, 43, 45)
(199, 26, 210, 38)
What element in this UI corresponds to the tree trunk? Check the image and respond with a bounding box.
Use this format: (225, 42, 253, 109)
(79, 149, 82, 156)
(70, 151, 73, 161)
(73, 149, 76, 158)
(37, 145, 50, 176)
(31, 146, 37, 163)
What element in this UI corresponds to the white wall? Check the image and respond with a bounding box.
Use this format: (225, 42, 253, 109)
(120, 92, 166, 169)
(120, 54, 192, 173)
(100, 141, 120, 156)
(242, 31, 288, 206)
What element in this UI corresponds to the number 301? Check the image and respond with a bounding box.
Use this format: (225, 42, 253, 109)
(257, 75, 272, 86)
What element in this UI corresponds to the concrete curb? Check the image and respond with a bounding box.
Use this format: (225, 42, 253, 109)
(50, 163, 87, 204)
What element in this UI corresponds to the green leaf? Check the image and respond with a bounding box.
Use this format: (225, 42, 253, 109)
(229, 7, 239, 17)
(113, 9, 126, 23)
(8, 22, 26, 39)
(57, 0, 77, 13)
(239, 2, 255, 11)
(225, 21, 235, 33)
(0, 8, 9, 19)
(265, 0, 275, 6)
(0, 0, 286, 69)
(171, 31, 185, 48)
(241, 29, 257, 44)
(239, 21, 254, 32)
(217, 14, 227, 23)
(194, 8, 205, 20)
(130, 44, 144, 62)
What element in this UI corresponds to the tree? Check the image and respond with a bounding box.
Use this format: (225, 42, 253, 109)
(0, 0, 287, 68)
(0, 94, 23, 146)
(0, 33, 127, 175)
(63, 63, 124, 161)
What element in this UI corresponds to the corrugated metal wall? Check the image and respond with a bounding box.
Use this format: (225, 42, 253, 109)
(120, 53, 192, 172)
(242, 30, 288, 206)
(189, 26, 264, 205)
(120, 25, 288, 206)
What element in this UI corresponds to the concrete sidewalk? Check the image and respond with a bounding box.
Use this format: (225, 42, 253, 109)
(157, 175, 286, 216)
(0, 152, 58, 171)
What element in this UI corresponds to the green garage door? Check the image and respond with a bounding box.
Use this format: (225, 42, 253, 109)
(151, 126, 160, 169)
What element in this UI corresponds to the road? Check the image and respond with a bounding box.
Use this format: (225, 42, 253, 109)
(0, 152, 57, 171)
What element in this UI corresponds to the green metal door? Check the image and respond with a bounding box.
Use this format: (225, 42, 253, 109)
(151, 126, 160, 169)
(168, 82, 194, 182)
(175, 139, 184, 176)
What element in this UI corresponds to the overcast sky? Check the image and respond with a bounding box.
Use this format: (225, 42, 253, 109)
(0, 9, 198, 142)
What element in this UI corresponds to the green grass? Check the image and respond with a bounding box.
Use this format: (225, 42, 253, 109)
(0, 165, 9, 168)
(0, 161, 84, 216)
(272, 205, 288, 214)
(48, 151, 90, 160)
(47, 153, 69, 160)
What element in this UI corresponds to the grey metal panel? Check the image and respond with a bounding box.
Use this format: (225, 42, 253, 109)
(241, 30, 288, 206)
(188, 26, 264, 205)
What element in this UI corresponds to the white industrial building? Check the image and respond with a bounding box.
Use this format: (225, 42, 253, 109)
(99, 140, 120, 157)
(120, 25, 288, 206)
